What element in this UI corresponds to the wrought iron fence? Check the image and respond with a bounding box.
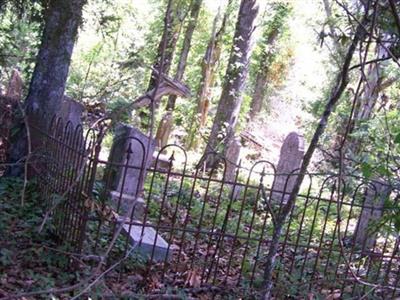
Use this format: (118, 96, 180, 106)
(5, 113, 400, 298)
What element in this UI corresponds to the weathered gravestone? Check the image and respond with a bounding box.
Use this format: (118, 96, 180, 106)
(60, 95, 84, 128)
(354, 180, 391, 251)
(107, 124, 156, 212)
(107, 123, 171, 261)
(271, 132, 305, 203)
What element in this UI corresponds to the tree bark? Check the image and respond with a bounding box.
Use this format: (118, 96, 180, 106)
(147, 2, 186, 92)
(354, 44, 386, 121)
(333, 43, 391, 156)
(26, 0, 86, 121)
(8, 0, 86, 176)
(249, 3, 291, 119)
(203, 0, 258, 168)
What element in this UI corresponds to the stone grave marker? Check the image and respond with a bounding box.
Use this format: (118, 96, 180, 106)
(107, 123, 171, 261)
(60, 95, 84, 128)
(271, 132, 305, 203)
(107, 124, 156, 212)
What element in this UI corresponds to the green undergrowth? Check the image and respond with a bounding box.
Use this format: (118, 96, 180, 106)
(0, 177, 83, 299)
(0, 176, 229, 299)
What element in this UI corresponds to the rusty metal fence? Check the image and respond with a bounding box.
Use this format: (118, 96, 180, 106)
(5, 113, 400, 298)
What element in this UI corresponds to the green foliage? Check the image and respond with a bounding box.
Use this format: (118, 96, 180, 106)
(0, 3, 42, 87)
(0, 177, 81, 294)
(247, 1, 293, 116)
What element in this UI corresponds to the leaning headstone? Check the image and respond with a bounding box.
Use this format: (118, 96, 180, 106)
(271, 132, 305, 204)
(106, 124, 171, 261)
(107, 124, 156, 212)
(354, 180, 391, 251)
(120, 219, 172, 262)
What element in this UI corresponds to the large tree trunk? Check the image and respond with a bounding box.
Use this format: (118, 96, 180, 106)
(354, 44, 386, 121)
(155, 0, 202, 148)
(8, 0, 86, 176)
(26, 0, 86, 120)
(203, 0, 258, 168)
(331, 43, 390, 157)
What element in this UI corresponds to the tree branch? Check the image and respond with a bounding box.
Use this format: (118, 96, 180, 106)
(261, 6, 370, 299)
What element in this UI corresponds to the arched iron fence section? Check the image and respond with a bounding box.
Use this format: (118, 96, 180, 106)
(8, 114, 400, 298)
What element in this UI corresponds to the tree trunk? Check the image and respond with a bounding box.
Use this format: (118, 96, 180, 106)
(8, 0, 86, 176)
(155, 0, 202, 148)
(140, 1, 187, 130)
(166, 0, 202, 110)
(249, 3, 291, 119)
(26, 0, 86, 120)
(186, 2, 230, 149)
(249, 29, 278, 118)
(147, 2, 184, 92)
(340, 43, 389, 156)
(203, 0, 258, 168)
(355, 44, 386, 121)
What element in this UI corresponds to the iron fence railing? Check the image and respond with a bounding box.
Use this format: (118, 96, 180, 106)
(3, 113, 400, 298)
